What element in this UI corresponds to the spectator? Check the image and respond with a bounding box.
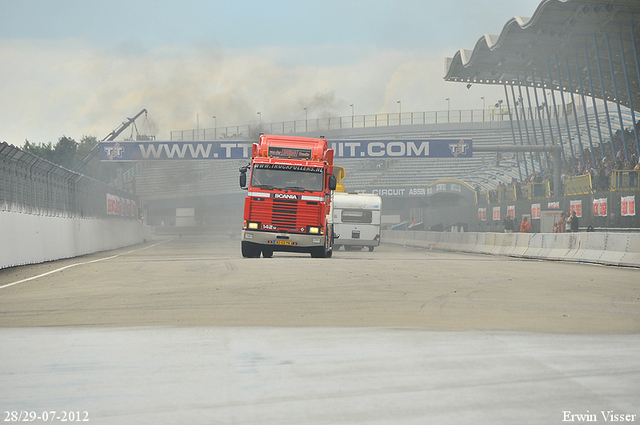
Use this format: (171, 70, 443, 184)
(557, 212, 565, 233)
(569, 211, 579, 232)
(520, 216, 531, 233)
(503, 215, 514, 233)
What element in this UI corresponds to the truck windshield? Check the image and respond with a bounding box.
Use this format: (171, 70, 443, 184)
(251, 164, 323, 192)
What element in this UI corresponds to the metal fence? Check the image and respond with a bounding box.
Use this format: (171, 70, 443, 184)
(170, 105, 570, 141)
(0, 142, 138, 219)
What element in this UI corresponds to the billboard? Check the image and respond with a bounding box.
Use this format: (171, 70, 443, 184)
(100, 139, 473, 161)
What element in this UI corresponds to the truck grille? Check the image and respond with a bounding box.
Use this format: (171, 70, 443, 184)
(272, 199, 297, 227)
(250, 198, 321, 231)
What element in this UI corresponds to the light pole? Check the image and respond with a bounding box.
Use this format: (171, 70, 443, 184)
(257, 111, 261, 128)
(397, 100, 401, 124)
(304, 107, 308, 131)
(212, 115, 217, 139)
(350, 104, 354, 127)
(481, 96, 485, 110)
(446, 98, 450, 123)
(496, 99, 504, 121)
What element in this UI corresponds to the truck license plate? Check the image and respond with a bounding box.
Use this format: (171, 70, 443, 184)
(275, 240, 292, 245)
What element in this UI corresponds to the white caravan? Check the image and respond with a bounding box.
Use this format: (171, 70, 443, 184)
(333, 192, 382, 251)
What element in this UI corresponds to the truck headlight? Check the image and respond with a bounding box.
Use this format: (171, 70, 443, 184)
(308, 226, 320, 234)
(248, 222, 259, 229)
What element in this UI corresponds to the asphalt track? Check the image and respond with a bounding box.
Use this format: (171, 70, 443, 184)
(1, 235, 638, 424)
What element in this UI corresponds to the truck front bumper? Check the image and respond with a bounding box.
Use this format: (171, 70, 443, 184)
(241, 230, 325, 249)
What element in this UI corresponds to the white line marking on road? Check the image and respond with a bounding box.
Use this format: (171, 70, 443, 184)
(0, 239, 173, 290)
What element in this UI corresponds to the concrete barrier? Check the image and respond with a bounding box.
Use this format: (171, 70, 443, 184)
(599, 233, 628, 266)
(1, 211, 144, 269)
(523, 233, 544, 258)
(382, 230, 640, 268)
(501, 233, 518, 256)
(539, 233, 570, 261)
(487, 233, 501, 255)
(510, 233, 531, 258)
(576, 233, 607, 264)
(471, 233, 488, 254)
(621, 234, 640, 267)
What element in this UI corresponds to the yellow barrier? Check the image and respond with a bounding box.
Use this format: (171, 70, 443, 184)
(498, 185, 516, 202)
(564, 174, 592, 195)
(527, 181, 550, 199)
(611, 170, 640, 191)
(476, 190, 489, 204)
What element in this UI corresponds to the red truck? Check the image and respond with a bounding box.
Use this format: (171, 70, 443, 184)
(239, 135, 337, 258)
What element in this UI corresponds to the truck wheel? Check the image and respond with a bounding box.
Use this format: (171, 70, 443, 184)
(310, 247, 326, 258)
(262, 248, 273, 258)
(368, 246, 375, 252)
(241, 241, 261, 258)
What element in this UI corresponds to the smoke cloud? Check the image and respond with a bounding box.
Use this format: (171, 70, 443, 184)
(0, 39, 504, 146)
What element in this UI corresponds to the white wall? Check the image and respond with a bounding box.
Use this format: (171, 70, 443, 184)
(382, 230, 640, 268)
(1, 212, 144, 269)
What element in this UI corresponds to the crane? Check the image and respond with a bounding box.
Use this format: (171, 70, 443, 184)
(73, 109, 148, 173)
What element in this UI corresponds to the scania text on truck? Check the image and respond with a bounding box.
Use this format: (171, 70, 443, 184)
(239, 135, 337, 258)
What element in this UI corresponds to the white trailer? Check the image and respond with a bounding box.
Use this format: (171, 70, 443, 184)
(333, 192, 382, 252)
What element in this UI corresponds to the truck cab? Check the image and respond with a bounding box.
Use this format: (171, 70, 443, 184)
(240, 135, 336, 258)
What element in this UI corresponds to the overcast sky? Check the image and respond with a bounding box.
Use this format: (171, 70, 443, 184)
(0, 0, 541, 145)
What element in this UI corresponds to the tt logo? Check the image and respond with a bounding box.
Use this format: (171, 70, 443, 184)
(104, 143, 124, 160)
(449, 140, 469, 157)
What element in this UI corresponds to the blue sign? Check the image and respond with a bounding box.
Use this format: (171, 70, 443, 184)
(100, 139, 472, 161)
(329, 139, 472, 158)
(101, 141, 254, 161)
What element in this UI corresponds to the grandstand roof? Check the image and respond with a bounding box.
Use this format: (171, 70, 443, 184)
(444, 0, 640, 111)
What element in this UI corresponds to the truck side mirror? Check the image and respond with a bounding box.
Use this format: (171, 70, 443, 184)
(239, 166, 248, 189)
(328, 174, 337, 191)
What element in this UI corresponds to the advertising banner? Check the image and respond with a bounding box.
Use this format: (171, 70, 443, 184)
(100, 139, 473, 161)
(621, 195, 636, 216)
(106, 194, 138, 218)
(493, 206, 501, 221)
(548, 201, 560, 209)
(531, 203, 541, 219)
(570, 200, 582, 217)
(507, 205, 515, 219)
(593, 198, 608, 217)
(478, 208, 487, 221)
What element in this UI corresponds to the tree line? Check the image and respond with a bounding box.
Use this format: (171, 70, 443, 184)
(22, 136, 118, 184)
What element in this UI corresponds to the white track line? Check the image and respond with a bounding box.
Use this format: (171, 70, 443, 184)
(0, 239, 173, 290)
